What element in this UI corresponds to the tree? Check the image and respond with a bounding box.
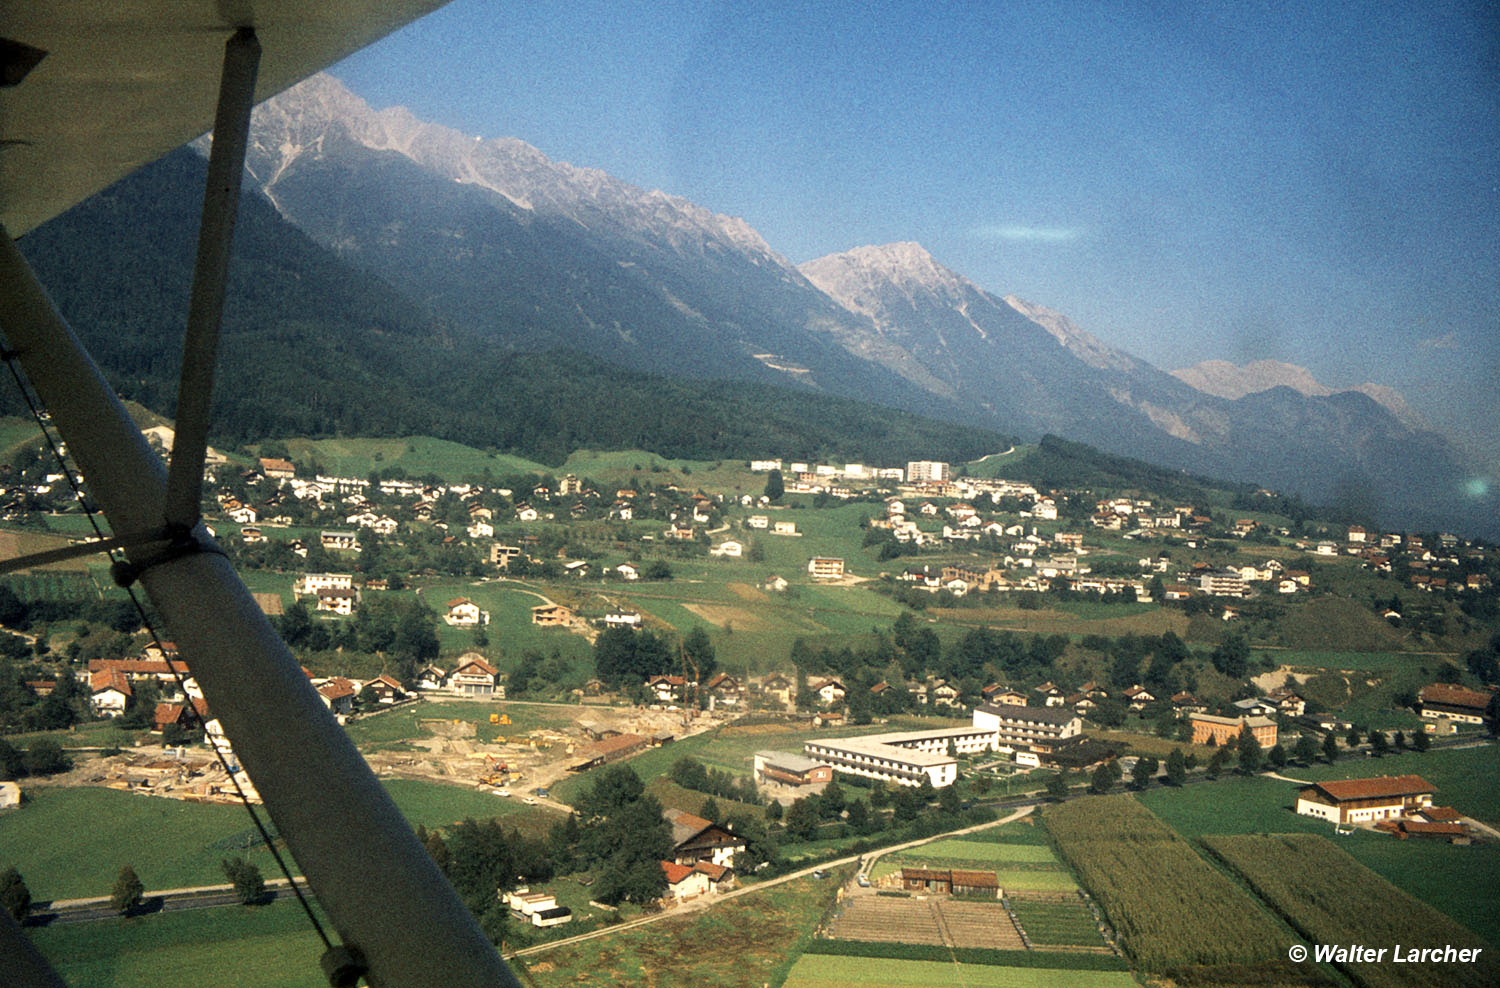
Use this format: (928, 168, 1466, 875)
(1323, 732, 1340, 763)
(1266, 743, 1287, 770)
(1046, 771, 1069, 800)
(845, 798, 871, 833)
(1089, 762, 1118, 794)
(766, 799, 784, 823)
(818, 779, 845, 820)
(1131, 755, 1158, 790)
(0, 738, 24, 780)
(1210, 633, 1249, 679)
(111, 865, 144, 915)
(938, 783, 962, 814)
(763, 469, 784, 503)
(1236, 727, 1263, 774)
(784, 798, 821, 841)
(1392, 730, 1406, 751)
(1292, 734, 1318, 765)
(24, 739, 71, 777)
(221, 856, 266, 905)
(1412, 729, 1431, 753)
(682, 625, 717, 682)
(1368, 729, 1389, 757)
(1165, 748, 1186, 786)
(0, 867, 29, 922)
(699, 797, 720, 824)
(1207, 746, 1231, 778)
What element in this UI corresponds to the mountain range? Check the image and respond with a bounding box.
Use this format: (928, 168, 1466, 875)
(23, 72, 1492, 537)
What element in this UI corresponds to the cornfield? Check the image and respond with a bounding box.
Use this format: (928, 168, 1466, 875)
(1203, 834, 1499, 988)
(1043, 795, 1288, 970)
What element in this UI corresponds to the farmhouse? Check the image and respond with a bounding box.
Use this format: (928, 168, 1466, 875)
(258, 457, 296, 480)
(316, 678, 356, 716)
(90, 667, 133, 717)
(569, 733, 653, 772)
(810, 677, 847, 705)
(753, 750, 834, 788)
(1296, 775, 1437, 825)
(1189, 713, 1277, 749)
(646, 674, 688, 703)
(900, 868, 999, 897)
(1418, 684, 1492, 726)
(660, 860, 732, 901)
(663, 808, 746, 867)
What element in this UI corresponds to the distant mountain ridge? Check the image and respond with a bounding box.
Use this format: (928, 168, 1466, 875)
(166, 72, 1488, 536)
(16, 149, 1006, 468)
(1171, 359, 1430, 431)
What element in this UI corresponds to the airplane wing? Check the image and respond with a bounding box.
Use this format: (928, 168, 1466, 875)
(1, 0, 450, 236)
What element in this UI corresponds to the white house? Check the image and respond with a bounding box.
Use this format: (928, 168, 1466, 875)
(444, 597, 487, 626)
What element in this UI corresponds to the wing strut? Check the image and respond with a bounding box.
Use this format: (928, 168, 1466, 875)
(163, 26, 259, 531)
(0, 27, 522, 988)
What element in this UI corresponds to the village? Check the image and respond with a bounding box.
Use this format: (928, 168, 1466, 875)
(2, 441, 1497, 987)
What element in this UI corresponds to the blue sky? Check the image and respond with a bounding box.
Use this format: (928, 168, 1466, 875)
(335, 1, 1499, 467)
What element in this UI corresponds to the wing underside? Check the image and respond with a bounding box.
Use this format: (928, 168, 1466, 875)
(0, 0, 450, 236)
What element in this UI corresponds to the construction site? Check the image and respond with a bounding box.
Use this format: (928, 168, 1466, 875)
(52, 697, 730, 810)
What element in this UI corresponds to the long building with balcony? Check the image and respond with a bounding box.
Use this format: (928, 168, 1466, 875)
(971, 703, 1084, 752)
(802, 725, 996, 788)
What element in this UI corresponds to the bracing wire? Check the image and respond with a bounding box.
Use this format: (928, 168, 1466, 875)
(0, 346, 335, 953)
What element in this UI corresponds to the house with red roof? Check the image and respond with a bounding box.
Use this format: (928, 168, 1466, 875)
(1295, 775, 1436, 825)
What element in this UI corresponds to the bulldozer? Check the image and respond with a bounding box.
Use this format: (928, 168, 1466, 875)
(478, 753, 508, 787)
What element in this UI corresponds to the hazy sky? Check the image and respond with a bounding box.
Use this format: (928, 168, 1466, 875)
(334, 1, 1499, 465)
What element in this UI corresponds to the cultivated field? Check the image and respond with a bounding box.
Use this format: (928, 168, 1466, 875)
(782, 953, 1137, 988)
(1011, 900, 1109, 949)
(1203, 834, 1499, 988)
(1042, 795, 1290, 971)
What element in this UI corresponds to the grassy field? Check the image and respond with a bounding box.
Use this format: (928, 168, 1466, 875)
(343, 698, 578, 749)
(0, 787, 288, 901)
(1258, 648, 1457, 671)
(0, 776, 565, 902)
(27, 898, 332, 988)
(782, 954, 1137, 988)
(929, 603, 1189, 638)
(273, 435, 546, 481)
(522, 872, 845, 988)
(380, 778, 564, 838)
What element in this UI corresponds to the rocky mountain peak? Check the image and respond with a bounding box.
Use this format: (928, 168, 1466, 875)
(242, 73, 785, 263)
